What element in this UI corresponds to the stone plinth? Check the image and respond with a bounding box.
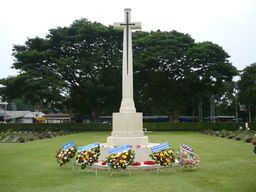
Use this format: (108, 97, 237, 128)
(107, 112, 149, 146)
(100, 143, 159, 162)
(107, 112, 148, 146)
(98, 112, 156, 162)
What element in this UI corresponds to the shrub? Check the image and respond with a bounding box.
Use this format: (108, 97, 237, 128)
(28, 135, 34, 141)
(17, 135, 25, 143)
(38, 134, 44, 139)
(44, 131, 52, 138)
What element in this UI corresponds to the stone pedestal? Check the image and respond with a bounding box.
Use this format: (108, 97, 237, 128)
(107, 112, 148, 145)
(100, 143, 158, 162)
(99, 112, 158, 162)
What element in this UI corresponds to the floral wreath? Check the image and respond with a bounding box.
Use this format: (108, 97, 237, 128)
(106, 148, 135, 170)
(177, 144, 200, 169)
(75, 144, 100, 169)
(56, 144, 77, 166)
(150, 147, 175, 166)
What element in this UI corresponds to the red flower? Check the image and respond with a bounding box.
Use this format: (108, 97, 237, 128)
(131, 162, 141, 166)
(144, 161, 155, 165)
(101, 161, 107, 165)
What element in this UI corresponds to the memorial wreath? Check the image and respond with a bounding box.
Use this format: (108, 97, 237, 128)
(75, 145, 100, 169)
(106, 148, 135, 170)
(177, 144, 200, 169)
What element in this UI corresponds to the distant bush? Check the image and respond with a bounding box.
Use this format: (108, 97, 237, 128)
(17, 135, 25, 143)
(38, 134, 44, 139)
(28, 135, 34, 141)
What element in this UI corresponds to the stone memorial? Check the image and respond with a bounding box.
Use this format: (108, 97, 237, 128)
(100, 8, 157, 162)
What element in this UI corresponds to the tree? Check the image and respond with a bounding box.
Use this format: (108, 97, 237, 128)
(238, 63, 256, 121)
(1, 19, 123, 119)
(133, 32, 237, 117)
(0, 19, 238, 119)
(133, 30, 195, 114)
(185, 42, 238, 118)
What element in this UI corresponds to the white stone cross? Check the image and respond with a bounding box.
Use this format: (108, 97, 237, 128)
(114, 8, 141, 113)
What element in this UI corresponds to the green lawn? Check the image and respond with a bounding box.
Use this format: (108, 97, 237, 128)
(0, 131, 255, 192)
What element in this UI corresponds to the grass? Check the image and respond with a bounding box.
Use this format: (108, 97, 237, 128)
(0, 131, 255, 192)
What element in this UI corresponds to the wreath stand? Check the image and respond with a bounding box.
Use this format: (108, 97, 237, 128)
(110, 168, 131, 176)
(73, 162, 98, 175)
(156, 163, 179, 175)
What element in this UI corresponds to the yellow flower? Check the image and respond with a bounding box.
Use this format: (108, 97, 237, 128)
(122, 155, 127, 159)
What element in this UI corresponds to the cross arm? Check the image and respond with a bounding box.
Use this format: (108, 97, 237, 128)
(113, 22, 141, 30)
(130, 22, 141, 30)
(113, 22, 124, 30)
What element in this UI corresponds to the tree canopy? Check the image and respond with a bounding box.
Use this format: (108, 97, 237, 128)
(237, 63, 256, 121)
(0, 19, 238, 119)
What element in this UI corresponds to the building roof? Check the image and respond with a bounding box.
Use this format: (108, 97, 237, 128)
(43, 113, 71, 118)
(32, 112, 45, 117)
(6, 111, 31, 119)
(5, 111, 45, 119)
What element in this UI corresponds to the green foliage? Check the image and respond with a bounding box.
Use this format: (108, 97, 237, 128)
(133, 31, 195, 114)
(0, 19, 238, 118)
(17, 134, 25, 143)
(238, 62, 256, 120)
(1, 19, 123, 117)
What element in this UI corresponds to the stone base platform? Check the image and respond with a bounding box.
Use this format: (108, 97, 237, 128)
(99, 143, 159, 162)
(91, 160, 179, 172)
(100, 112, 157, 162)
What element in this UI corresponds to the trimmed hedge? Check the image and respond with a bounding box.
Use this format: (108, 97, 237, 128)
(0, 122, 255, 132)
(144, 122, 256, 131)
(0, 123, 112, 132)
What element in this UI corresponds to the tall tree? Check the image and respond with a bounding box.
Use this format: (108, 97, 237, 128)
(238, 63, 256, 121)
(0, 19, 238, 119)
(1, 19, 123, 119)
(185, 42, 238, 117)
(133, 33, 237, 116)
(133, 30, 195, 114)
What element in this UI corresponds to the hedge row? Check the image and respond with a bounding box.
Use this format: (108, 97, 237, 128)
(0, 123, 112, 132)
(144, 122, 256, 131)
(0, 122, 255, 132)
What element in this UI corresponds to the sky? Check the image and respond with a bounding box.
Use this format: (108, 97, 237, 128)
(0, 0, 255, 79)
